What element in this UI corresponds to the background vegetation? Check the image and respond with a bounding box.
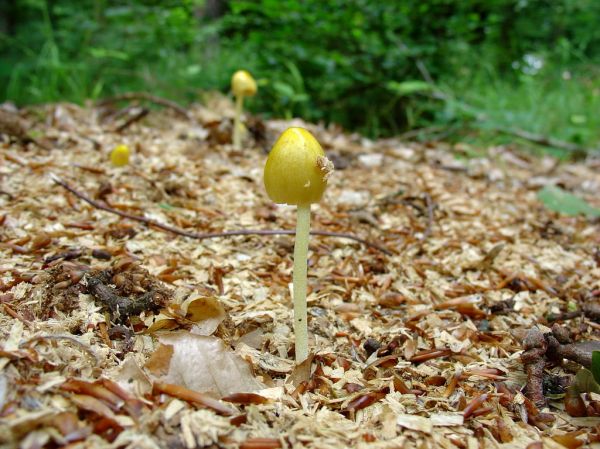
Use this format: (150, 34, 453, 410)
(1, 0, 599, 151)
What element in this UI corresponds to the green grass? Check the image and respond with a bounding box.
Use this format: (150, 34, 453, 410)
(439, 63, 600, 155)
(2, 26, 598, 158)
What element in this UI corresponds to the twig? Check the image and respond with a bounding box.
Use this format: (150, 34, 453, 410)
(494, 127, 593, 154)
(521, 327, 548, 407)
(97, 92, 191, 120)
(544, 323, 600, 368)
(3, 303, 33, 328)
(0, 109, 52, 151)
(87, 271, 167, 320)
(397, 125, 446, 140)
(423, 192, 434, 239)
(20, 334, 98, 363)
(547, 302, 600, 323)
(521, 324, 600, 407)
(50, 174, 392, 255)
(114, 107, 150, 133)
(153, 381, 234, 415)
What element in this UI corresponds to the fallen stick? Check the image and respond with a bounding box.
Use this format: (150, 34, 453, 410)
(0, 109, 52, 151)
(96, 92, 191, 120)
(87, 271, 165, 320)
(114, 107, 150, 133)
(50, 174, 393, 255)
(494, 127, 595, 154)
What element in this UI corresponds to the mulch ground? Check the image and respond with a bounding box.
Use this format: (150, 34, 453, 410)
(0, 96, 599, 449)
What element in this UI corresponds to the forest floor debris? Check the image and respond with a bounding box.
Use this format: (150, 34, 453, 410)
(0, 97, 599, 448)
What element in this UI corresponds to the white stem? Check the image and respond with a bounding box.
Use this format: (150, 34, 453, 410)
(293, 203, 310, 363)
(233, 95, 244, 150)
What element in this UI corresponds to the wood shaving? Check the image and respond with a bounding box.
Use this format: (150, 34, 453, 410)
(0, 101, 599, 447)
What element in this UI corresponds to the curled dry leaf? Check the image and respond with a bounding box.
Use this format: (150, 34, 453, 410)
(145, 293, 226, 335)
(145, 331, 264, 398)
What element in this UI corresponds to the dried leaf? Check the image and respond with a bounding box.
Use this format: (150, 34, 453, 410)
(147, 331, 264, 397)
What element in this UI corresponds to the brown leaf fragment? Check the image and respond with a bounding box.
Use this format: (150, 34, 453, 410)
(344, 383, 364, 393)
(463, 393, 489, 419)
(444, 370, 462, 398)
(153, 381, 234, 416)
(462, 368, 506, 380)
(526, 443, 543, 449)
(345, 390, 386, 412)
(51, 411, 91, 442)
(239, 438, 282, 449)
(435, 296, 486, 319)
(221, 392, 269, 405)
(70, 394, 117, 421)
(410, 348, 452, 363)
(552, 431, 585, 449)
(230, 414, 248, 427)
(145, 343, 175, 377)
(287, 353, 314, 387)
(61, 379, 125, 410)
(492, 417, 513, 443)
(476, 243, 505, 270)
(424, 375, 446, 386)
(564, 386, 587, 417)
(377, 292, 406, 308)
(92, 248, 113, 260)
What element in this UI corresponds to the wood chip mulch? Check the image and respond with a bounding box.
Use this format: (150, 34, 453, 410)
(0, 97, 599, 449)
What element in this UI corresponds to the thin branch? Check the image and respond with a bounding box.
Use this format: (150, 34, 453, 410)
(423, 192, 435, 239)
(494, 127, 594, 154)
(20, 334, 98, 363)
(114, 107, 150, 133)
(96, 92, 191, 120)
(50, 174, 392, 255)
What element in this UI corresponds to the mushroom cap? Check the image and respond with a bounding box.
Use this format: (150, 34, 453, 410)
(231, 70, 257, 97)
(110, 144, 130, 167)
(264, 127, 333, 206)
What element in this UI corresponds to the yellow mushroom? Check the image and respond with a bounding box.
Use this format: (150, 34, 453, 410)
(231, 70, 257, 150)
(110, 144, 130, 167)
(264, 127, 334, 362)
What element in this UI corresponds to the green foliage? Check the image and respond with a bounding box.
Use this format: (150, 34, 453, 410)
(537, 185, 600, 218)
(573, 368, 600, 395)
(593, 351, 600, 385)
(1, 0, 599, 144)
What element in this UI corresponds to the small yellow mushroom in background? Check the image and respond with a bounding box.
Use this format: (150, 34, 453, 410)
(264, 127, 334, 362)
(231, 70, 257, 150)
(110, 144, 130, 167)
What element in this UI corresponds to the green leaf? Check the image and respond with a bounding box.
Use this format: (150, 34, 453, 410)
(537, 185, 600, 218)
(574, 368, 600, 394)
(385, 80, 433, 96)
(592, 351, 600, 385)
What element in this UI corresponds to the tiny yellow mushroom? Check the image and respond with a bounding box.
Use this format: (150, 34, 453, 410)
(231, 70, 257, 150)
(264, 127, 334, 362)
(110, 144, 130, 167)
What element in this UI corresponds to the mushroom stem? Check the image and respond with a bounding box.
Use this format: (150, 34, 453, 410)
(233, 95, 244, 150)
(293, 203, 311, 363)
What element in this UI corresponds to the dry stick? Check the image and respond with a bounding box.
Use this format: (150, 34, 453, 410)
(20, 334, 98, 363)
(494, 127, 594, 154)
(423, 192, 435, 239)
(0, 109, 52, 151)
(50, 174, 392, 256)
(114, 107, 150, 133)
(96, 92, 191, 120)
